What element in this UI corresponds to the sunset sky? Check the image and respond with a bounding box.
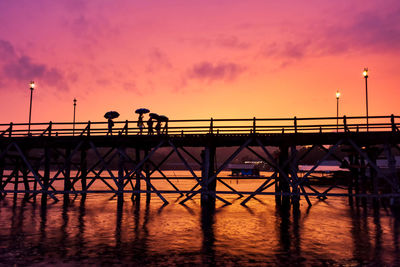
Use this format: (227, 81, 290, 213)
(0, 0, 399, 124)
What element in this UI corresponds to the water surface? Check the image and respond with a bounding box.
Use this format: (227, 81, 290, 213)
(0, 174, 399, 266)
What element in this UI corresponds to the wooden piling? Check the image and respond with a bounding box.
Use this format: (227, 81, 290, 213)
(278, 145, 290, 208)
(134, 148, 141, 202)
(64, 148, 72, 202)
(201, 146, 216, 205)
(348, 154, 355, 206)
(0, 156, 4, 199)
(14, 158, 20, 199)
(80, 148, 87, 198)
(118, 147, 125, 204)
(144, 149, 151, 202)
(42, 147, 50, 204)
(290, 146, 300, 208)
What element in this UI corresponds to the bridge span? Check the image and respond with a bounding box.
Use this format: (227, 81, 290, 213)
(1, 115, 400, 207)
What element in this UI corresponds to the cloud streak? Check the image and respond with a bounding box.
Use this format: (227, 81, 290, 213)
(188, 61, 245, 82)
(0, 39, 70, 91)
(259, 6, 400, 68)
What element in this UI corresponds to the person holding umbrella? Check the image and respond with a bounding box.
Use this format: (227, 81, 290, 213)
(158, 115, 169, 134)
(135, 108, 150, 135)
(155, 118, 162, 135)
(148, 113, 159, 135)
(104, 111, 119, 135)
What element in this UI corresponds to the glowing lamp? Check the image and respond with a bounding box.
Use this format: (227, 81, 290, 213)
(29, 81, 35, 89)
(363, 68, 368, 78)
(336, 91, 340, 99)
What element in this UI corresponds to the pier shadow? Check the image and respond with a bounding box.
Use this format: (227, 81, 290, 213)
(349, 204, 372, 264)
(274, 203, 302, 264)
(200, 201, 217, 266)
(60, 197, 70, 259)
(76, 196, 86, 260)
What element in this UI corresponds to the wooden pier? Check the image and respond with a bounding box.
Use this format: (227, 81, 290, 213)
(1, 115, 400, 207)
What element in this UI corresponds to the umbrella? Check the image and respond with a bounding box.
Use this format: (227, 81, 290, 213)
(104, 111, 120, 119)
(149, 113, 159, 119)
(158, 115, 169, 122)
(135, 108, 150, 114)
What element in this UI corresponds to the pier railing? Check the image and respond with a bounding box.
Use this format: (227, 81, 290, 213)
(1, 115, 399, 137)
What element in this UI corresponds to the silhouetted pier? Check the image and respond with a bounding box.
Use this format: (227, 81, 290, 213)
(1, 115, 400, 207)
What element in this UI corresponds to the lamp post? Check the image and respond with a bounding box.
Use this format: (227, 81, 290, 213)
(28, 81, 35, 135)
(336, 90, 340, 132)
(73, 98, 77, 136)
(363, 68, 369, 131)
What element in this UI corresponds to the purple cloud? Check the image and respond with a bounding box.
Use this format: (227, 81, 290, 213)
(0, 39, 70, 91)
(216, 35, 250, 49)
(259, 6, 400, 68)
(188, 61, 245, 82)
(261, 41, 310, 60)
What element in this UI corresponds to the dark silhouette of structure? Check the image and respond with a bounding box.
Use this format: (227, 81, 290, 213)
(0, 115, 400, 207)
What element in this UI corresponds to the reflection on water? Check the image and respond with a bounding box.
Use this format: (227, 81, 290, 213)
(0, 182, 400, 265)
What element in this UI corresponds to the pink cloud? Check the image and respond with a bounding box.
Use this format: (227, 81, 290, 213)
(188, 61, 245, 82)
(0, 39, 70, 91)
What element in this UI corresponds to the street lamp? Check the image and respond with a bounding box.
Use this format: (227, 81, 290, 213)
(336, 90, 340, 132)
(73, 98, 77, 136)
(363, 67, 369, 131)
(28, 81, 35, 135)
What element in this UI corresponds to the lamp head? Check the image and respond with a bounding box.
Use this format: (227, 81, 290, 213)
(336, 91, 340, 99)
(363, 68, 368, 78)
(73, 98, 77, 105)
(29, 81, 35, 89)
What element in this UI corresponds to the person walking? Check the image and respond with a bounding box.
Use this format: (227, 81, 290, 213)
(155, 120, 162, 135)
(137, 113, 144, 135)
(147, 117, 154, 135)
(107, 118, 114, 136)
(104, 111, 119, 136)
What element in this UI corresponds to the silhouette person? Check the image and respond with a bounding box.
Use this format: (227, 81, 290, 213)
(147, 117, 154, 135)
(162, 119, 169, 134)
(137, 114, 144, 135)
(155, 120, 162, 135)
(107, 118, 114, 136)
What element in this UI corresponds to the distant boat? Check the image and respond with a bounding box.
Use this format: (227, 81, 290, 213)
(227, 163, 260, 177)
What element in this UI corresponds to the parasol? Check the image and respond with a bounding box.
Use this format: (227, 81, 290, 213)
(149, 113, 159, 119)
(158, 115, 169, 122)
(104, 111, 120, 119)
(135, 108, 150, 114)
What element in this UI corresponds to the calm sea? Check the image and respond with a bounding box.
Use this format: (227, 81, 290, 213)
(0, 171, 399, 266)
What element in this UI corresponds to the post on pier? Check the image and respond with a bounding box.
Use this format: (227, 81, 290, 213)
(117, 147, 125, 205)
(385, 144, 399, 207)
(277, 145, 290, 208)
(63, 148, 72, 203)
(32, 164, 38, 202)
(14, 158, 20, 200)
(348, 153, 355, 206)
(0, 156, 4, 199)
(22, 157, 30, 200)
(360, 157, 367, 207)
(144, 149, 151, 202)
(367, 147, 379, 208)
(42, 146, 50, 205)
(201, 145, 216, 206)
(80, 147, 87, 199)
(134, 148, 141, 202)
(290, 145, 300, 208)
(353, 154, 360, 206)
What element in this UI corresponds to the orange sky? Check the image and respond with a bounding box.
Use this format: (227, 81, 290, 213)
(0, 0, 399, 124)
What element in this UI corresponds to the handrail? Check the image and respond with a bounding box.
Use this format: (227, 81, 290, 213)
(0, 115, 399, 137)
